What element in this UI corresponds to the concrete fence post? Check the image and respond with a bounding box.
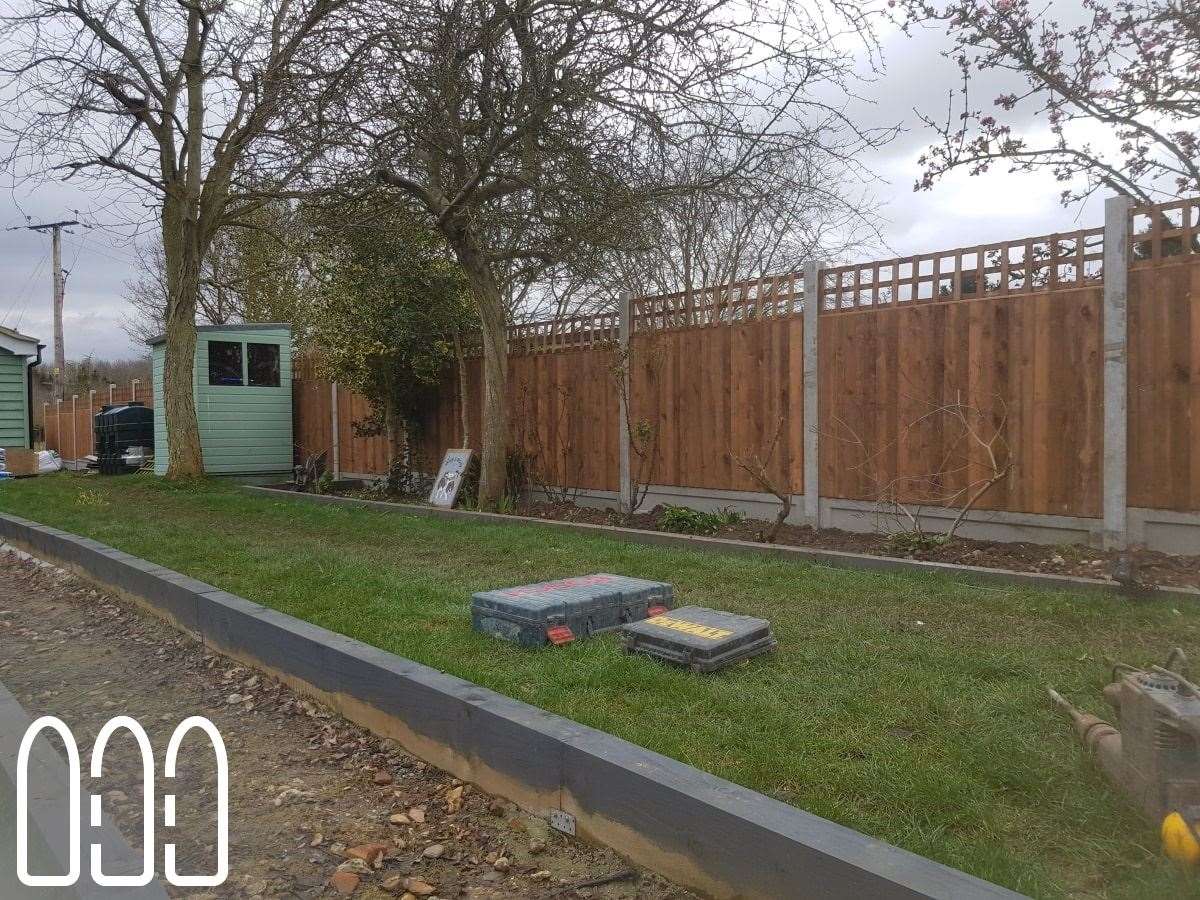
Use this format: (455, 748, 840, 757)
(618, 290, 633, 516)
(803, 260, 822, 528)
(330, 381, 341, 479)
(1102, 195, 1133, 549)
(88, 389, 96, 456)
(71, 394, 78, 464)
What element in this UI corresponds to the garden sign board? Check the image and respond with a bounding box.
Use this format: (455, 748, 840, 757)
(429, 448, 473, 508)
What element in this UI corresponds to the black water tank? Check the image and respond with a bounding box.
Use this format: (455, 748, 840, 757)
(94, 402, 154, 474)
(93, 404, 114, 455)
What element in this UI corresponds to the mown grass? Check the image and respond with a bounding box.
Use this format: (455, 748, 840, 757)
(2, 473, 1198, 898)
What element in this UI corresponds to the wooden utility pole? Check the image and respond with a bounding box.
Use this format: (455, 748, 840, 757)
(7, 220, 79, 399)
(50, 225, 66, 399)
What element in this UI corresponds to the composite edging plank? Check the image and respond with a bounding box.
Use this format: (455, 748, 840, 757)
(0, 512, 1024, 900)
(0, 675, 168, 899)
(241, 485, 1199, 603)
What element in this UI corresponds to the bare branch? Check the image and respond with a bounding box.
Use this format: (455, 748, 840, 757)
(900, 0, 1200, 203)
(729, 414, 792, 543)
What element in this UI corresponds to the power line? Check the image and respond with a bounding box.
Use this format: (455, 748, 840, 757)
(65, 233, 86, 272)
(14, 249, 55, 330)
(62, 231, 139, 266)
(0, 249, 48, 323)
(3, 251, 50, 329)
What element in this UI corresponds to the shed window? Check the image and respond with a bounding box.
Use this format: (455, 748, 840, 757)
(208, 341, 243, 385)
(248, 343, 281, 387)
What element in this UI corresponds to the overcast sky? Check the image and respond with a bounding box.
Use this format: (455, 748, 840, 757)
(0, 14, 1111, 362)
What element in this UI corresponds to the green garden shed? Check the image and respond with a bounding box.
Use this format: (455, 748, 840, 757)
(151, 324, 293, 477)
(0, 326, 43, 449)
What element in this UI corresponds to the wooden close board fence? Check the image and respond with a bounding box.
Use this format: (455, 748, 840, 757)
(39, 385, 150, 462)
(627, 318, 806, 495)
(270, 198, 1200, 519)
(1128, 254, 1200, 511)
(819, 288, 1104, 517)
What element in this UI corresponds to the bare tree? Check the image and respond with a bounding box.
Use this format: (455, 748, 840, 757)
(609, 340, 666, 521)
(327, 0, 889, 506)
(1, 0, 357, 476)
(901, 0, 1199, 204)
(536, 135, 885, 319)
(122, 203, 309, 345)
(831, 391, 1013, 547)
(122, 241, 240, 345)
(729, 415, 793, 543)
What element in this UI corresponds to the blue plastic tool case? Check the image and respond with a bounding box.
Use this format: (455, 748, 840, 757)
(471, 574, 673, 647)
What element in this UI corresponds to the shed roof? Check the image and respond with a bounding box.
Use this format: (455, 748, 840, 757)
(0, 325, 42, 357)
(147, 322, 291, 346)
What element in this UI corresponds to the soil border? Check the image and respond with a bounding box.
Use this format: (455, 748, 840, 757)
(0, 511, 1023, 900)
(243, 485, 1200, 604)
(0, 673, 168, 899)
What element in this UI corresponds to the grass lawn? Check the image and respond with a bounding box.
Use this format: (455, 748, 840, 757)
(2, 474, 1198, 898)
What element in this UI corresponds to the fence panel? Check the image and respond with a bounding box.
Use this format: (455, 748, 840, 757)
(297, 349, 619, 489)
(39, 386, 151, 462)
(413, 367, 473, 473)
(818, 289, 1103, 517)
(628, 317, 803, 494)
(1127, 208, 1200, 512)
(293, 377, 332, 463)
(511, 348, 619, 491)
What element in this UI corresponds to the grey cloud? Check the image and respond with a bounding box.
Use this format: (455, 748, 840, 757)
(1, 178, 144, 360)
(1, 6, 1128, 360)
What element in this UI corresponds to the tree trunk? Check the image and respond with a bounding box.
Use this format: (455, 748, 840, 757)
(384, 401, 409, 492)
(161, 212, 206, 478)
(476, 293, 509, 507)
(452, 330, 471, 449)
(764, 494, 792, 543)
(452, 240, 509, 509)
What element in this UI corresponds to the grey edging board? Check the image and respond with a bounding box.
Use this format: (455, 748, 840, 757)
(0, 676, 168, 899)
(241, 485, 1199, 604)
(0, 512, 1023, 900)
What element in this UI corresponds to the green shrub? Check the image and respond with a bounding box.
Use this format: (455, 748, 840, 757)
(712, 506, 743, 527)
(886, 531, 948, 554)
(656, 504, 734, 536)
(314, 471, 334, 495)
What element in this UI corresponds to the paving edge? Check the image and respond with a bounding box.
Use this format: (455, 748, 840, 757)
(0, 511, 1025, 900)
(0, 675, 168, 898)
(242, 485, 1199, 603)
